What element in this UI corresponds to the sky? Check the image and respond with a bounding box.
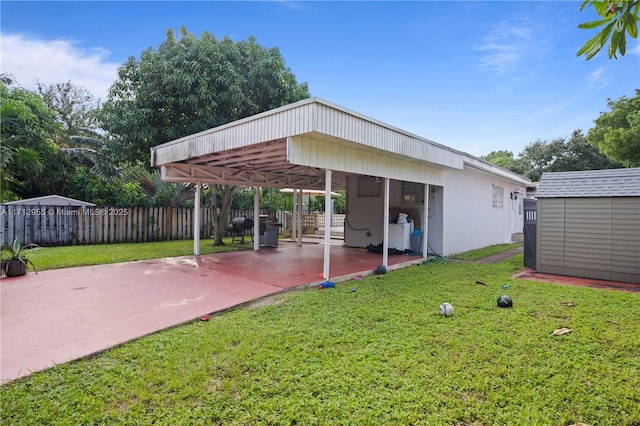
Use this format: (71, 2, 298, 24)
(1, 1, 639, 157)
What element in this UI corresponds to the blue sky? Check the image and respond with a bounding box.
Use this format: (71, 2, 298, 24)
(1, 1, 638, 157)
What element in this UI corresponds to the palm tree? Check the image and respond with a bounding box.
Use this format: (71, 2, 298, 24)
(63, 128, 122, 180)
(123, 165, 194, 207)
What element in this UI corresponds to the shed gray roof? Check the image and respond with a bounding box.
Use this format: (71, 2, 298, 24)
(1, 195, 96, 206)
(536, 168, 640, 198)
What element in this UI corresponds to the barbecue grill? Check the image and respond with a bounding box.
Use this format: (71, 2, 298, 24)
(228, 216, 254, 243)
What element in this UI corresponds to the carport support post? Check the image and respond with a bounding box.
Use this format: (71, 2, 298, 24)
(423, 184, 429, 259)
(323, 169, 332, 280)
(291, 188, 297, 242)
(297, 190, 303, 247)
(194, 182, 201, 256)
(383, 178, 390, 268)
(253, 186, 260, 251)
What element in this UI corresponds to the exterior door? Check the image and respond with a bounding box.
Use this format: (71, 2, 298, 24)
(510, 191, 524, 233)
(523, 199, 537, 269)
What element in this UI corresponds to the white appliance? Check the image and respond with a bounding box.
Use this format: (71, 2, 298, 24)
(388, 223, 413, 250)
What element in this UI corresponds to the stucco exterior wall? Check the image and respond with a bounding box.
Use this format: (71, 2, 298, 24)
(343, 177, 409, 248)
(441, 166, 520, 255)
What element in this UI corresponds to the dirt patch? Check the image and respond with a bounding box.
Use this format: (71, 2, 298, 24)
(248, 297, 284, 310)
(474, 246, 523, 264)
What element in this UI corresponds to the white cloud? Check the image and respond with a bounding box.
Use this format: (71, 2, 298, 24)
(586, 67, 611, 92)
(474, 20, 535, 74)
(629, 40, 640, 56)
(0, 33, 119, 101)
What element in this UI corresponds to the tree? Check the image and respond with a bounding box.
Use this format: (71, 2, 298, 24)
(554, 130, 623, 171)
(481, 150, 528, 176)
(37, 80, 98, 132)
(38, 81, 121, 180)
(0, 78, 69, 201)
(99, 26, 310, 164)
(99, 27, 310, 245)
(66, 167, 147, 206)
(587, 90, 640, 166)
(123, 166, 194, 207)
(578, 0, 639, 60)
(518, 130, 623, 181)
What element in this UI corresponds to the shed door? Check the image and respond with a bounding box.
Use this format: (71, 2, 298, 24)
(523, 199, 537, 269)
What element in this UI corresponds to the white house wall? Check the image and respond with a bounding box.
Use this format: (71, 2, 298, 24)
(442, 166, 519, 255)
(344, 176, 386, 248)
(344, 178, 407, 248)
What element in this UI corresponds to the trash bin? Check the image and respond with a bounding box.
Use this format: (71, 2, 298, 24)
(410, 230, 423, 254)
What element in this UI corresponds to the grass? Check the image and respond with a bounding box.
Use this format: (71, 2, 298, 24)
(2, 252, 639, 425)
(447, 243, 520, 261)
(20, 238, 250, 271)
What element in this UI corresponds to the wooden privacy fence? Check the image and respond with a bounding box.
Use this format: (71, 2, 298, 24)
(0, 205, 214, 246)
(0, 205, 286, 247)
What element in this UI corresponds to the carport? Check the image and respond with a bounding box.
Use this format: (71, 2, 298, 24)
(151, 98, 462, 279)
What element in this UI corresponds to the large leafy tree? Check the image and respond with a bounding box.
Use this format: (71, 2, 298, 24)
(483, 131, 623, 181)
(37, 80, 98, 132)
(518, 130, 623, 181)
(99, 26, 310, 164)
(0, 77, 69, 201)
(481, 150, 527, 176)
(99, 27, 310, 244)
(578, 0, 639, 60)
(587, 90, 640, 166)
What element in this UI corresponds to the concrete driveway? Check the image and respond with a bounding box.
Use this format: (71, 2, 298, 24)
(1, 242, 421, 385)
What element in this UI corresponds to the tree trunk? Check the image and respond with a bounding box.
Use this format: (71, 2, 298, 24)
(211, 184, 236, 246)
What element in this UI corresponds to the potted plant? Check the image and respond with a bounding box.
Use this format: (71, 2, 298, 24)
(1, 237, 40, 277)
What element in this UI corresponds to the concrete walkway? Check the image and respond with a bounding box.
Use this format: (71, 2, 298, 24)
(1, 242, 421, 385)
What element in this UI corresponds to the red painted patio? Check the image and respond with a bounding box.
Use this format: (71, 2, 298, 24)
(0, 241, 421, 385)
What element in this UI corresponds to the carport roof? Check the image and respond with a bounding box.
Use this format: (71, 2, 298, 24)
(151, 97, 530, 189)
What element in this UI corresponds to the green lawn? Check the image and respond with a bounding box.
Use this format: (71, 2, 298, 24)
(2, 252, 639, 425)
(19, 238, 250, 272)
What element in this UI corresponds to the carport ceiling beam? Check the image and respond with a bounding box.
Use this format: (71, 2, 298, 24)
(197, 147, 287, 168)
(161, 164, 345, 189)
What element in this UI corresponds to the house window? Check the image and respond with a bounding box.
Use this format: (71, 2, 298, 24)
(402, 182, 424, 204)
(492, 185, 504, 208)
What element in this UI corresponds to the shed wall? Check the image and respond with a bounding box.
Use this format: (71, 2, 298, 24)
(536, 197, 640, 283)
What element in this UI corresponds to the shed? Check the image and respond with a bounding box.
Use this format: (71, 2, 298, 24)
(2, 195, 96, 207)
(536, 168, 640, 284)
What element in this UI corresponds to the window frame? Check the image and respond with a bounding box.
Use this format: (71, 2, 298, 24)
(492, 184, 504, 209)
(401, 182, 424, 204)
